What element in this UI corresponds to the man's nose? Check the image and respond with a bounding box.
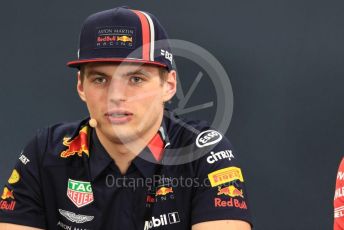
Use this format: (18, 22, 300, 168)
(107, 78, 127, 103)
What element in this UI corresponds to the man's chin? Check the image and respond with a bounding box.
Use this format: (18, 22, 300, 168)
(106, 129, 141, 144)
(100, 121, 151, 144)
(109, 134, 137, 144)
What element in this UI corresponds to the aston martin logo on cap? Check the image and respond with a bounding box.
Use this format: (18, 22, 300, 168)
(96, 27, 135, 49)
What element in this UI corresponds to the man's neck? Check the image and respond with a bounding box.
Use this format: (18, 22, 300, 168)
(94, 116, 163, 174)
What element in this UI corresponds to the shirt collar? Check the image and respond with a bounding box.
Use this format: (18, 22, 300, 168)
(89, 128, 113, 181)
(88, 112, 171, 181)
(132, 114, 173, 178)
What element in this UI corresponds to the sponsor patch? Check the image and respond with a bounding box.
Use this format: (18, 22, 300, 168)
(217, 184, 244, 198)
(146, 194, 156, 204)
(96, 27, 135, 49)
(144, 212, 180, 230)
(155, 187, 173, 196)
(8, 169, 20, 184)
(146, 182, 174, 207)
(57, 221, 71, 230)
(214, 197, 247, 209)
(207, 149, 234, 164)
(0, 200, 16, 211)
(67, 179, 94, 208)
(61, 126, 90, 158)
(196, 130, 222, 148)
(0, 187, 16, 211)
(146, 189, 175, 207)
(1, 187, 14, 200)
(19, 152, 30, 165)
(212, 168, 247, 210)
(59, 209, 94, 223)
(208, 167, 244, 187)
(160, 49, 173, 64)
(57, 221, 90, 230)
(145, 176, 175, 207)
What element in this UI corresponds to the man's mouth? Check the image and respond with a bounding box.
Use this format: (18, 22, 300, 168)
(105, 111, 133, 124)
(108, 113, 130, 118)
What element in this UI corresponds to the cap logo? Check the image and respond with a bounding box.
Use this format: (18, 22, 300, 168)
(95, 27, 136, 49)
(161, 49, 173, 65)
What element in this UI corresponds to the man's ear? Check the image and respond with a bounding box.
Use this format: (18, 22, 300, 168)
(163, 70, 177, 102)
(77, 71, 86, 102)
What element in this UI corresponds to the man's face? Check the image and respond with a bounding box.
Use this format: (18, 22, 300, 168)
(77, 62, 176, 144)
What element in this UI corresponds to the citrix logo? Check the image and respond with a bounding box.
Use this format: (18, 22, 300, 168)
(207, 149, 234, 164)
(144, 212, 180, 230)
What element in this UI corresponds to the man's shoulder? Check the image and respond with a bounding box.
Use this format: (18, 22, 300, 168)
(31, 118, 90, 160)
(43, 118, 90, 140)
(165, 111, 222, 147)
(164, 112, 230, 165)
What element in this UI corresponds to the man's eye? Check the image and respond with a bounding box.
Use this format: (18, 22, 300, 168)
(93, 77, 107, 84)
(130, 76, 143, 84)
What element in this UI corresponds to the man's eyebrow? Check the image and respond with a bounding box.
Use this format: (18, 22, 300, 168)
(84, 68, 152, 78)
(85, 70, 109, 78)
(122, 69, 151, 77)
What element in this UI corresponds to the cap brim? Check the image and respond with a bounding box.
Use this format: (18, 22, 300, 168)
(67, 58, 168, 69)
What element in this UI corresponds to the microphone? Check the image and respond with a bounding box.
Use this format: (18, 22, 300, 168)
(89, 118, 98, 128)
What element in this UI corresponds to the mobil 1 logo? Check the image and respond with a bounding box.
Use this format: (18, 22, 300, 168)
(144, 212, 180, 230)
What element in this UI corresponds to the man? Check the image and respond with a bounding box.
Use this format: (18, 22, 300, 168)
(0, 6, 252, 230)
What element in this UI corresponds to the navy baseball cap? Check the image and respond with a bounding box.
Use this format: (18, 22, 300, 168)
(67, 6, 174, 71)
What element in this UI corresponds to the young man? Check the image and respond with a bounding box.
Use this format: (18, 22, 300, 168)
(0, 7, 252, 230)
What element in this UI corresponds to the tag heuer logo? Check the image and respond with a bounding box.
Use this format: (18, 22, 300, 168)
(67, 179, 94, 208)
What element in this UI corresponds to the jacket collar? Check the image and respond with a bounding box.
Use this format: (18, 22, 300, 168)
(88, 114, 171, 181)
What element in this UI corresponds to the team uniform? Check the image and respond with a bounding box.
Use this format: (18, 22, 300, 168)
(0, 110, 252, 229)
(334, 157, 344, 229)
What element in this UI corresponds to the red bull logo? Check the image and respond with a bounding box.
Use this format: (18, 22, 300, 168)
(117, 35, 133, 42)
(0, 200, 16, 211)
(97, 35, 116, 42)
(217, 185, 244, 198)
(146, 195, 156, 203)
(155, 187, 173, 196)
(60, 126, 90, 158)
(1, 187, 14, 200)
(214, 197, 247, 209)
